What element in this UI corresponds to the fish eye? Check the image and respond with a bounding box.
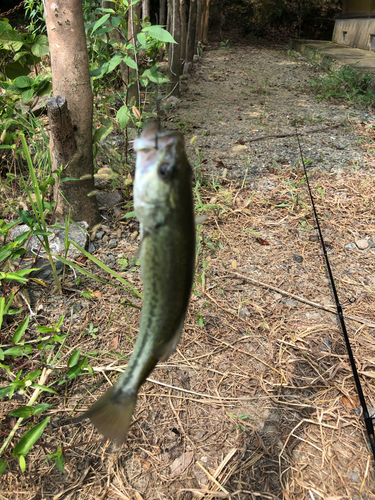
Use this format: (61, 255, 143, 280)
(157, 162, 172, 180)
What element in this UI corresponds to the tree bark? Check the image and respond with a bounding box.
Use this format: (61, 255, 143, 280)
(184, 0, 197, 74)
(160, 0, 167, 25)
(127, 2, 141, 107)
(180, 0, 187, 63)
(44, 0, 101, 228)
(202, 0, 210, 43)
(167, 0, 181, 96)
(142, 0, 150, 20)
(103, 0, 127, 92)
(195, 0, 202, 49)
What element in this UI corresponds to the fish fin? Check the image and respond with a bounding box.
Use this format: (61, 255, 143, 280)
(77, 386, 137, 446)
(158, 319, 184, 362)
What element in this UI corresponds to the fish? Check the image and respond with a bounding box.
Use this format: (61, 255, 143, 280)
(78, 123, 195, 445)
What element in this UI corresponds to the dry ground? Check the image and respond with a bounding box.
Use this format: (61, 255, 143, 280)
(1, 41, 375, 499)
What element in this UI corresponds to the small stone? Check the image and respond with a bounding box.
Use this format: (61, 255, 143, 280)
(309, 235, 319, 242)
(95, 231, 105, 240)
(105, 254, 116, 266)
(345, 243, 356, 251)
(347, 471, 360, 483)
(239, 307, 251, 318)
(325, 229, 331, 234)
(355, 239, 368, 250)
(108, 239, 117, 249)
(89, 242, 95, 253)
(165, 96, 180, 108)
(293, 254, 303, 263)
(283, 299, 297, 307)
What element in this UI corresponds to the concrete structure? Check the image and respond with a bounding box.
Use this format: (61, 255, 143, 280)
(333, 0, 375, 51)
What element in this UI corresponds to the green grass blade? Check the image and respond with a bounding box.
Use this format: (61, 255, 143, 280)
(68, 240, 142, 298)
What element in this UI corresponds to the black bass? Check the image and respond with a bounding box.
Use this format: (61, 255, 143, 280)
(80, 123, 195, 444)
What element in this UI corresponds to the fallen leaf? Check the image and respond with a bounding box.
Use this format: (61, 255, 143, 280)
(342, 395, 359, 410)
(256, 237, 270, 245)
(131, 230, 138, 240)
(109, 334, 119, 350)
(170, 451, 194, 477)
(232, 260, 237, 270)
(91, 290, 102, 299)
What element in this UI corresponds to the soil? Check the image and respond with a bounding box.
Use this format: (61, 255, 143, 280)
(1, 40, 375, 499)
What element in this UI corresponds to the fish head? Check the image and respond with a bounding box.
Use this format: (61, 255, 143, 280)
(134, 122, 189, 231)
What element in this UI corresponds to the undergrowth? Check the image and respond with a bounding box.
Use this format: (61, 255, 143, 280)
(310, 64, 375, 107)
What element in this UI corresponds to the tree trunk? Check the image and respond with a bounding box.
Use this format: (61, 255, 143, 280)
(44, 0, 101, 228)
(142, 0, 150, 20)
(202, 0, 210, 43)
(195, 0, 202, 49)
(160, 0, 167, 25)
(127, 2, 141, 107)
(180, 0, 187, 63)
(167, 0, 181, 96)
(103, 0, 127, 91)
(184, 0, 197, 74)
(199, 0, 206, 43)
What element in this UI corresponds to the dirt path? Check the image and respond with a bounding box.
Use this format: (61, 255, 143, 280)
(2, 42, 375, 500)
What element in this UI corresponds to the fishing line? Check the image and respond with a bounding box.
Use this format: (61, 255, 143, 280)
(294, 122, 375, 462)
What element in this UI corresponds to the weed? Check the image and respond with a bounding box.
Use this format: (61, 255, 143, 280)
(220, 39, 230, 50)
(310, 64, 375, 107)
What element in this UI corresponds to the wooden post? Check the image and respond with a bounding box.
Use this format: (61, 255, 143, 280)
(167, 0, 181, 96)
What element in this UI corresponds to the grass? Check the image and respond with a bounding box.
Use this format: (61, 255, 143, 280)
(310, 64, 375, 107)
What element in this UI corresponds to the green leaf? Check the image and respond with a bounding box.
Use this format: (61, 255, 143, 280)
(68, 348, 81, 368)
(31, 35, 49, 57)
(12, 315, 30, 344)
(91, 14, 110, 35)
(13, 417, 50, 457)
(14, 75, 33, 89)
(9, 406, 34, 418)
(0, 349, 4, 361)
(55, 450, 65, 472)
(137, 32, 147, 48)
(93, 125, 113, 144)
(34, 403, 52, 415)
(0, 386, 12, 399)
(0, 459, 7, 476)
(30, 384, 57, 395)
(111, 16, 121, 27)
(142, 26, 176, 43)
(18, 209, 35, 227)
(19, 455, 26, 472)
(22, 88, 34, 103)
(3, 345, 32, 357)
(122, 56, 138, 70)
(107, 53, 123, 73)
(81, 291, 92, 298)
(121, 211, 136, 219)
(116, 105, 131, 128)
(4, 62, 30, 80)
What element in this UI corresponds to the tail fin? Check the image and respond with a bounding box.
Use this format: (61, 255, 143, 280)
(78, 386, 138, 445)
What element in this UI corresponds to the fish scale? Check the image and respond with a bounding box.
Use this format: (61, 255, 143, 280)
(78, 123, 195, 445)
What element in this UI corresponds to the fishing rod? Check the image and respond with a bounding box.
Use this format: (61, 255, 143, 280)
(294, 121, 375, 462)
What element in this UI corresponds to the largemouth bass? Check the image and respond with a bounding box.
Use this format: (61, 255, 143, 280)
(80, 123, 195, 444)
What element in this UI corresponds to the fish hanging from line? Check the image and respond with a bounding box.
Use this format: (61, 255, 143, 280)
(78, 122, 196, 445)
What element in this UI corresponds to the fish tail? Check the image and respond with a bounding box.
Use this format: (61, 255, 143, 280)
(77, 386, 138, 445)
